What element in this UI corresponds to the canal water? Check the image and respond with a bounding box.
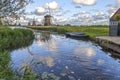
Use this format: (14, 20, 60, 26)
(10, 30, 120, 80)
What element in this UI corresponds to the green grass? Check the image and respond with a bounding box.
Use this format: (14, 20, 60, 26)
(0, 51, 14, 80)
(0, 27, 35, 79)
(0, 28, 34, 51)
(28, 25, 109, 38)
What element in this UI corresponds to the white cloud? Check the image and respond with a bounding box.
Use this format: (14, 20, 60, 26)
(35, 7, 45, 15)
(55, 13, 63, 17)
(45, 3, 49, 9)
(95, 12, 105, 16)
(116, 0, 120, 8)
(73, 0, 96, 6)
(45, 1, 59, 10)
(71, 10, 109, 25)
(74, 47, 96, 57)
(53, 17, 69, 25)
(36, 18, 42, 22)
(93, 13, 107, 20)
(117, 0, 120, 3)
(18, 17, 29, 25)
(107, 7, 117, 17)
(105, 0, 120, 17)
(49, 1, 58, 10)
(58, 18, 67, 22)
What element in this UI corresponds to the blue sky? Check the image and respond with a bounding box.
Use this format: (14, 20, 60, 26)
(26, 0, 115, 11)
(19, 0, 120, 25)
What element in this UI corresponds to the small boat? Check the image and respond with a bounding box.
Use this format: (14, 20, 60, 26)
(66, 32, 89, 40)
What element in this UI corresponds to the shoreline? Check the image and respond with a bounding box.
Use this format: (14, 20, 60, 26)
(95, 36, 120, 53)
(27, 26, 120, 54)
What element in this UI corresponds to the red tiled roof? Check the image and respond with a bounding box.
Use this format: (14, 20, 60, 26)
(111, 8, 120, 19)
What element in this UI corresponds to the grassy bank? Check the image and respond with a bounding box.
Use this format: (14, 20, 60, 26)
(0, 27, 34, 51)
(28, 25, 109, 38)
(0, 27, 34, 79)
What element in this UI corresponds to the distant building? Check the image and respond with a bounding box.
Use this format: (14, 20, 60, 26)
(32, 20, 36, 26)
(28, 22, 31, 26)
(44, 15, 52, 26)
(109, 8, 120, 36)
(18, 23, 21, 26)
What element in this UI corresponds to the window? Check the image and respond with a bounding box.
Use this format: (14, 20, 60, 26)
(110, 21, 118, 26)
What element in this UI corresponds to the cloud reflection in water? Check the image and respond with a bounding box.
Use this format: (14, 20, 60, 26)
(74, 46, 96, 58)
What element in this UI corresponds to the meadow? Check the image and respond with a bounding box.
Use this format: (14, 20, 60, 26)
(28, 25, 109, 38)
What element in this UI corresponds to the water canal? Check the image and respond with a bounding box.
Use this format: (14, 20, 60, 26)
(10, 30, 120, 80)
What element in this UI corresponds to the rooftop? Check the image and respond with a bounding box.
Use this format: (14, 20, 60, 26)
(111, 8, 120, 19)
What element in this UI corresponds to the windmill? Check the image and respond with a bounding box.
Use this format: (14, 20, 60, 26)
(44, 3, 52, 26)
(32, 17, 36, 26)
(44, 15, 52, 26)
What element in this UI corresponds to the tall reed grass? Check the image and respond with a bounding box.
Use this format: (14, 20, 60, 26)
(0, 27, 34, 79)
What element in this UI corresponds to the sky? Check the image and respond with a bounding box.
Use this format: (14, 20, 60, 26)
(8, 0, 120, 25)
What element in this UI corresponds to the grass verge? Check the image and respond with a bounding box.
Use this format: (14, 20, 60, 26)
(27, 25, 109, 38)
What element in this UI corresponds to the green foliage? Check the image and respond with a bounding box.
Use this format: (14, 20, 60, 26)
(0, 51, 14, 80)
(0, 28, 34, 51)
(114, 14, 120, 23)
(0, 27, 34, 79)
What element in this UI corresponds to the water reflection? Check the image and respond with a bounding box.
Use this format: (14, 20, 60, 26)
(40, 32, 51, 42)
(10, 31, 120, 80)
(40, 56, 55, 67)
(35, 31, 58, 54)
(35, 32, 51, 42)
(74, 46, 96, 57)
(97, 59, 105, 65)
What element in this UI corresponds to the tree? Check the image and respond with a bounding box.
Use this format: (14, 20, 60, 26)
(0, 0, 33, 25)
(114, 14, 120, 23)
(0, 0, 33, 18)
